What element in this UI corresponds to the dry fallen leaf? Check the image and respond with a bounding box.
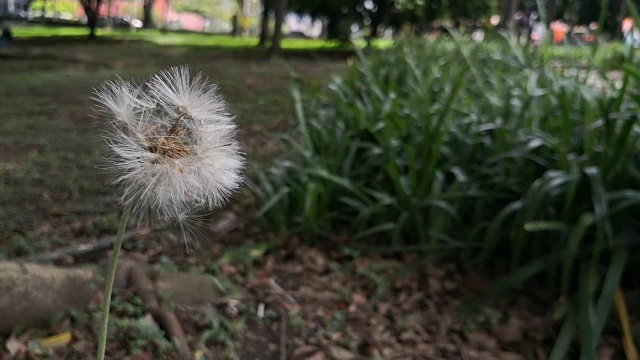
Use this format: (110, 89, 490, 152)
(492, 316, 523, 344)
(5, 334, 25, 357)
(496, 351, 525, 360)
(352, 292, 367, 306)
(131, 351, 154, 360)
(306, 351, 325, 360)
(466, 330, 499, 351)
(293, 345, 318, 358)
(194, 350, 205, 360)
(210, 211, 238, 234)
(328, 345, 356, 360)
(597, 344, 616, 360)
(37, 331, 72, 349)
(297, 247, 327, 273)
(428, 275, 443, 293)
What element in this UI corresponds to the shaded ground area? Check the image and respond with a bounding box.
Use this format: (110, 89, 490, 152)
(0, 37, 341, 251)
(0, 37, 623, 359)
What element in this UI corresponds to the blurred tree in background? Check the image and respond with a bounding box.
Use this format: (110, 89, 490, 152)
(257, 0, 272, 45)
(57, 0, 640, 43)
(142, 0, 153, 27)
(79, 0, 101, 37)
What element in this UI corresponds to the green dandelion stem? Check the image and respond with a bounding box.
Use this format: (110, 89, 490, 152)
(97, 201, 133, 360)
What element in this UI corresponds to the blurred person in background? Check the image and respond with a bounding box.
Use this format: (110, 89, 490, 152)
(622, 17, 639, 47)
(550, 20, 569, 43)
(531, 20, 546, 45)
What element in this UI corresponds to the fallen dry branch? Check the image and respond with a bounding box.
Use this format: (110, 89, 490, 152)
(21, 228, 151, 264)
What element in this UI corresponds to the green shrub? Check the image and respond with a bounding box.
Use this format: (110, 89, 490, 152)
(254, 36, 640, 356)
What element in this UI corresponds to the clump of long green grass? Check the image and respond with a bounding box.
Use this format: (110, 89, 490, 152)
(254, 34, 640, 356)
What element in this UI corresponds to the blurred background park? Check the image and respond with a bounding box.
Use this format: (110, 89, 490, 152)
(2, 0, 640, 359)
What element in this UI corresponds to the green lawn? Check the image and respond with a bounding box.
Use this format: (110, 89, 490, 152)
(11, 24, 393, 49)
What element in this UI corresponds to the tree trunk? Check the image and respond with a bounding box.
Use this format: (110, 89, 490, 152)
(80, 0, 101, 39)
(143, 0, 154, 28)
(498, 0, 519, 30)
(163, 0, 170, 29)
(366, 22, 379, 48)
(88, 15, 97, 38)
(326, 17, 345, 41)
(498, 0, 508, 27)
(512, 0, 521, 23)
(257, 0, 270, 46)
(546, 0, 556, 21)
(607, 0, 624, 39)
(106, 0, 112, 27)
(270, 0, 286, 54)
(367, 0, 388, 48)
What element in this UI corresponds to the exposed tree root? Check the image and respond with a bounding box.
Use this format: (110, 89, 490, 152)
(0, 262, 96, 332)
(128, 263, 192, 359)
(1, 255, 232, 358)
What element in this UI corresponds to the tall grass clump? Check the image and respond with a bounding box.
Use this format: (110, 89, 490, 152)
(254, 35, 640, 356)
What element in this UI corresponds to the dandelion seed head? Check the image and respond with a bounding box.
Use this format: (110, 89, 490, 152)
(149, 66, 231, 125)
(95, 66, 244, 242)
(93, 79, 154, 125)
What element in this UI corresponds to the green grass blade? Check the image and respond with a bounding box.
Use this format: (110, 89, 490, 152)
(592, 246, 629, 343)
(549, 308, 577, 360)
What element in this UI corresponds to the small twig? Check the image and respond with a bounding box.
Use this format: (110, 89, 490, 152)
(614, 287, 640, 360)
(279, 310, 288, 360)
(268, 278, 298, 309)
(21, 228, 150, 264)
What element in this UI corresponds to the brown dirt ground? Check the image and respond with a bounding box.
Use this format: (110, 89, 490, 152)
(1, 211, 562, 360)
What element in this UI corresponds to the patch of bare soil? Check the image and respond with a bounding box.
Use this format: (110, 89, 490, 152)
(0, 143, 44, 163)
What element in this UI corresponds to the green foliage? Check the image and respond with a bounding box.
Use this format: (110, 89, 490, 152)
(289, 0, 495, 37)
(255, 36, 640, 356)
(171, 0, 237, 19)
(541, 42, 630, 68)
(29, 0, 81, 17)
(102, 294, 175, 356)
(109, 317, 174, 355)
(194, 307, 244, 354)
